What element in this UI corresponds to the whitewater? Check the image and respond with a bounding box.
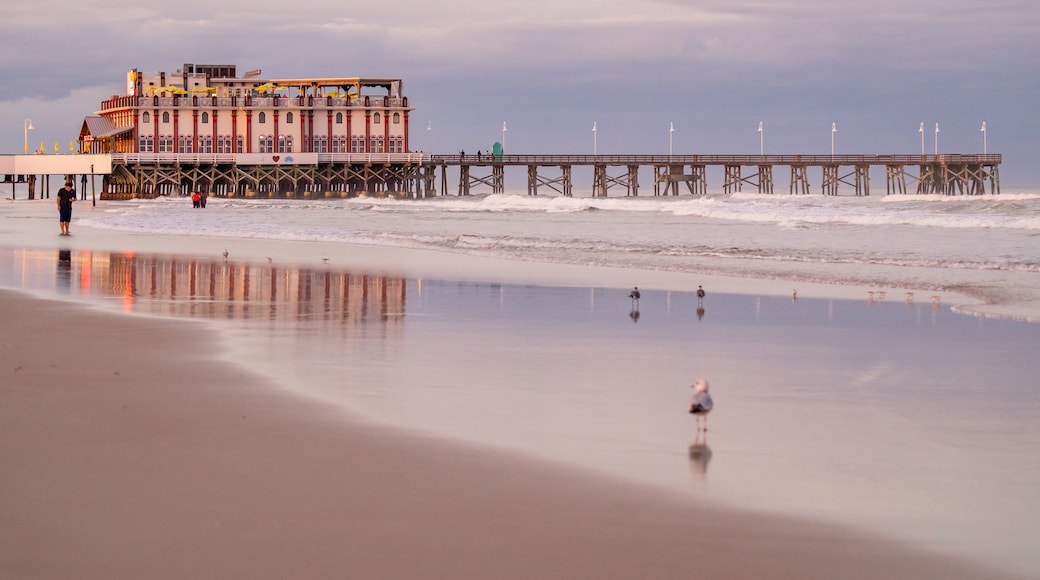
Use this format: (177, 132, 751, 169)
(77, 189, 1040, 321)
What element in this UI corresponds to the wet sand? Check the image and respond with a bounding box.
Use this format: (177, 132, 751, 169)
(0, 288, 1019, 579)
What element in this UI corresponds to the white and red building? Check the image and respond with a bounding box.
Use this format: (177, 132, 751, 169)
(80, 63, 413, 156)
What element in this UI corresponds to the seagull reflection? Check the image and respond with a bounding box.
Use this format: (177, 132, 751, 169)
(688, 437, 712, 480)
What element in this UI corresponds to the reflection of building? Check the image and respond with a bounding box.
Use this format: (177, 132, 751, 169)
(4, 249, 406, 332)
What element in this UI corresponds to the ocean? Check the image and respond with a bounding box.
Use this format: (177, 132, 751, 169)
(4, 189, 1040, 576)
(76, 189, 1040, 321)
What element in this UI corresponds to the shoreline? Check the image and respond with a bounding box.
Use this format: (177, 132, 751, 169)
(0, 288, 1019, 579)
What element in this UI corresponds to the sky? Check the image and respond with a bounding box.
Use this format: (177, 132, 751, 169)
(2, 0, 1038, 186)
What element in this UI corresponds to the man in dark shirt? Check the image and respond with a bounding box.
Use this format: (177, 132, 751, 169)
(57, 182, 75, 235)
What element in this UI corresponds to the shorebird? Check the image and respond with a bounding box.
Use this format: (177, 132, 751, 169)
(322, 257, 329, 264)
(222, 249, 228, 261)
(689, 379, 714, 432)
(267, 257, 273, 264)
(792, 289, 798, 301)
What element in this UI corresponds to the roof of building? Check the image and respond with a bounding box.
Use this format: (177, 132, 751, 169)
(81, 116, 133, 139)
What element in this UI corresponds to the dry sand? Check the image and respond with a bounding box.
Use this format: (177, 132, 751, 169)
(0, 287, 1019, 580)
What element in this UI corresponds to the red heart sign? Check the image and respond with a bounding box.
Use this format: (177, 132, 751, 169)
(272, 155, 280, 162)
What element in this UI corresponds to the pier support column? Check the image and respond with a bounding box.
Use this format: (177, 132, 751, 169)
(492, 165, 504, 194)
(757, 165, 773, 194)
(822, 165, 839, 196)
(854, 165, 870, 196)
(593, 165, 607, 197)
(723, 165, 742, 193)
(790, 165, 810, 194)
(886, 165, 907, 195)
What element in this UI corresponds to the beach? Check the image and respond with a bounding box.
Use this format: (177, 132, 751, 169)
(2, 195, 1038, 579)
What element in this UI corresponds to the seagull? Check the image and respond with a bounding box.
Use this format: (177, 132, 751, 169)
(267, 257, 273, 264)
(689, 379, 714, 432)
(322, 258, 329, 264)
(222, 249, 229, 261)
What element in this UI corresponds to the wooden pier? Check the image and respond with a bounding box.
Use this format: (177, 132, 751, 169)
(440, 154, 1001, 197)
(94, 152, 1001, 199)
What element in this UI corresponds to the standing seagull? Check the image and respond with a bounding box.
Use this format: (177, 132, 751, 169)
(689, 379, 714, 432)
(222, 249, 229, 261)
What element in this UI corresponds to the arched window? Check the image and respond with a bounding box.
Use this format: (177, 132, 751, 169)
(373, 113, 381, 124)
(142, 112, 151, 123)
(201, 112, 209, 124)
(335, 112, 344, 124)
(162, 112, 170, 123)
(259, 112, 266, 124)
(285, 112, 294, 124)
(392, 112, 401, 124)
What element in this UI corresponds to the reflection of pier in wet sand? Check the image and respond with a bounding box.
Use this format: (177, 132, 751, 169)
(6, 248, 407, 332)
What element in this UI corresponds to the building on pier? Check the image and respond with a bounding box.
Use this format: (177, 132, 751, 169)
(78, 63, 421, 199)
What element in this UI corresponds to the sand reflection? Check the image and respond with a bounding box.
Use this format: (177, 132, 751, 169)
(3, 248, 406, 333)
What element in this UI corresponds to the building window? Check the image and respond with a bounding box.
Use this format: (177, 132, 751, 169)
(370, 136, 384, 153)
(335, 112, 343, 124)
(236, 135, 244, 153)
(259, 135, 274, 153)
(162, 112, 170, 124)
(393, 112, 401, 124)
(277, 134, 293, 153)
(201, 112, 209, 124)
(178, 135, 193, 153)
(373, 113, 381, 125)
(158, 135, 174, 153)
(351, 135, 363, 153)
(200, 135, 213, 153)
(217, 135, 233, 154)
(258, 112, 266, 124)
(139, 135, 154, 152)
(332, 136, 348, 153)
(285, 112, 293, 124)
(142, 112, 151, 124)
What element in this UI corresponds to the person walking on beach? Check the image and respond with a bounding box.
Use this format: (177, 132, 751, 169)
(57, 182, 75, 235)
(191, 192, 201, 208)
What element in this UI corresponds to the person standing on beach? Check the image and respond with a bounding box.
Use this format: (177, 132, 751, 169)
(696, 285, 706, 305)
(57, 182, 75, 235)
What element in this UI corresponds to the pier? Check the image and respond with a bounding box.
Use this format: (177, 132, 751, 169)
(439, 153, 1001, 197)
(3, 152, 1002, 200)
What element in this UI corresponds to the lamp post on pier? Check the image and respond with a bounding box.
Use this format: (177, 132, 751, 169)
(669, 122, 674, 156)
(23, 119, 34, 154)
(934, 122, 939, 155)
(981, 121, 987, 154)
(592, 121, 597, 155)
(501, 121, 507, 153)
(919, 122, 925, 156)
(830, 122, 837, 156)
(758, 121, 763, 156)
